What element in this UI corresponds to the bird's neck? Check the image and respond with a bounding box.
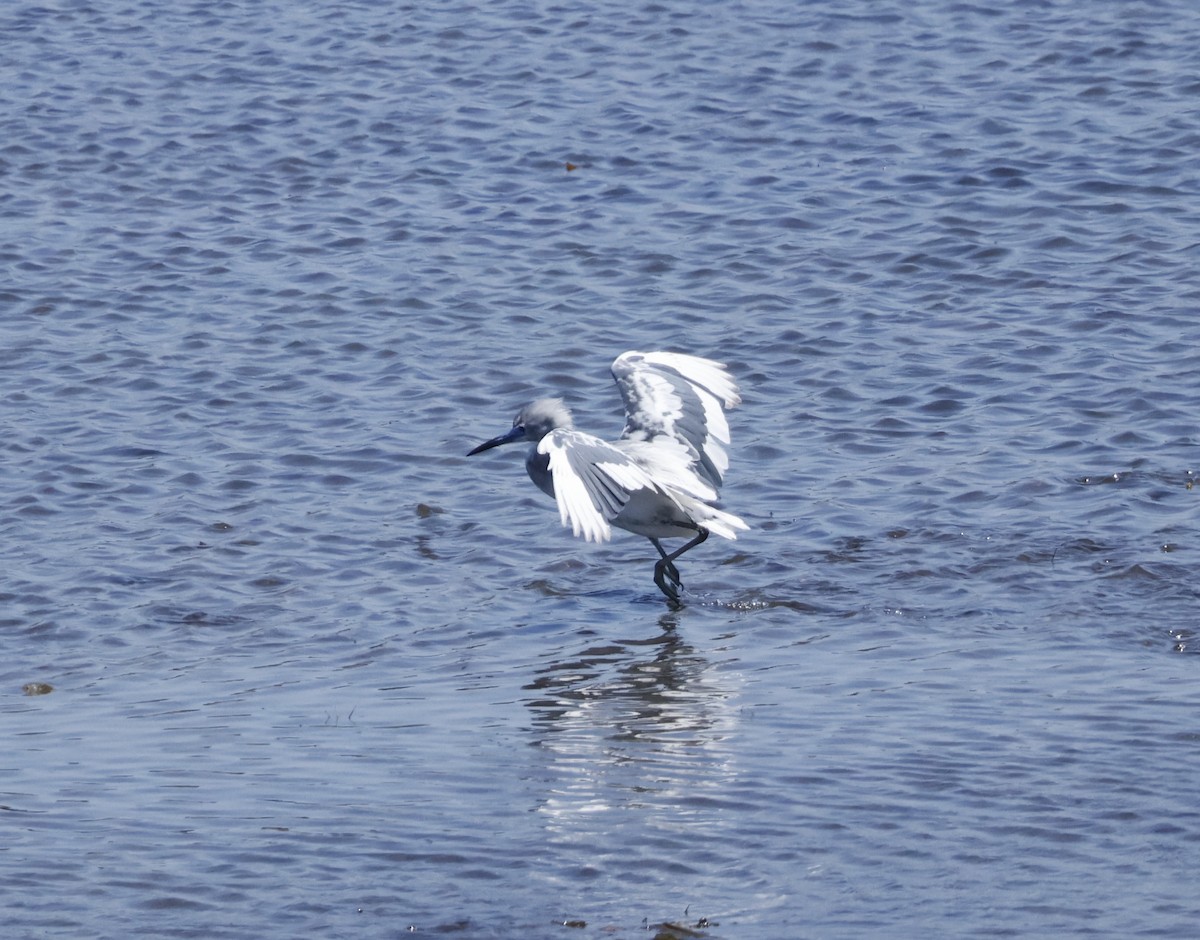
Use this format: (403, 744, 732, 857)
(525, 448, 555, 499)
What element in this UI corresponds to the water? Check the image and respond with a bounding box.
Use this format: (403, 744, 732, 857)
(3, 0, 1199, 936)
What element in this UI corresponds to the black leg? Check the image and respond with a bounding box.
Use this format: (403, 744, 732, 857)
(649, 538, 681, 585)
(653, 560, 681, 604)
(649, 529, 709, 602)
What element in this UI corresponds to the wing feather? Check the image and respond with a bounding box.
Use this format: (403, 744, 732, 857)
(611, 351, 741, 489)
(540, 429, 657, 542)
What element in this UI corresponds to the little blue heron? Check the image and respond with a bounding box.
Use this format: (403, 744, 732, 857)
(467, 351, 747, 603)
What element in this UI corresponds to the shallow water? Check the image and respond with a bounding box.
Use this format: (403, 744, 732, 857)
(3, 0, 1199, 937)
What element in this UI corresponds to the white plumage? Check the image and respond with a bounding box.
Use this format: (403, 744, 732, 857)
(467, 351, 747, 603)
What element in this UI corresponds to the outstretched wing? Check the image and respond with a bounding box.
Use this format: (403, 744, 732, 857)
(538, 429, 657, 542)
(611, 351, 741, 489)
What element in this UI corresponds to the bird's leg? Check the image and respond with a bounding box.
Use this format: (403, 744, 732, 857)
(650, 539, 682, 603)
(649, 529, 709, 602)
(649, 538, 681, 586)
(665, 528, 709, 573)
(653, 565, 681, 604)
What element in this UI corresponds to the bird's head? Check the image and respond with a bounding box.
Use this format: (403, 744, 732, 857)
(467, 398, 573, 455)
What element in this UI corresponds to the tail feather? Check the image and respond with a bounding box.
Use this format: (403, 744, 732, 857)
(684, 498, 748, 541)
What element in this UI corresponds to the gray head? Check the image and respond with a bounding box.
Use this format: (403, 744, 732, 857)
(467, 397, 574, 455)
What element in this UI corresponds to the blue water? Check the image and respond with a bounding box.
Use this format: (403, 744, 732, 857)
(3, 1, 1199, 937)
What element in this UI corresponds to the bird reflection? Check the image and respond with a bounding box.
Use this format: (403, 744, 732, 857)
(525, 615, 703, 728)
(523, 616, 740, 825)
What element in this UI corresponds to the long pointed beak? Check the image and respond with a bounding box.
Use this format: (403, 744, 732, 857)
(467, 425, 525, 456)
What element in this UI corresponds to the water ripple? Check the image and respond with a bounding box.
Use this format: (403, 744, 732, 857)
(3, 0, 1200, 936)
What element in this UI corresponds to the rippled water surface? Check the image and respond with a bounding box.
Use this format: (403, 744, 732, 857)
(3, 1, 1200, 937)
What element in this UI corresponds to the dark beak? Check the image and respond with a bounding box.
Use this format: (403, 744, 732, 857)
(467, 425, 525, 456)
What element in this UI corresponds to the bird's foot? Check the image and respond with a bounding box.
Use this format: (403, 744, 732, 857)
(653, 560, 683, 605)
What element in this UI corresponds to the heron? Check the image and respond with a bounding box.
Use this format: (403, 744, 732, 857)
(466, 350, 747, 603)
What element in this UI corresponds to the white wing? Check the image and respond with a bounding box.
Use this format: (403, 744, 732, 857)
(611, 351, 741, 489)
(538, 429, 658, 542)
